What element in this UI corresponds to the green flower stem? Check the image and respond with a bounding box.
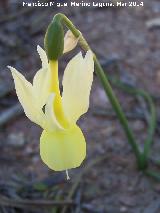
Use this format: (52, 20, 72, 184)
(53, 13, 143, 168)
(93, 58, 142, 165)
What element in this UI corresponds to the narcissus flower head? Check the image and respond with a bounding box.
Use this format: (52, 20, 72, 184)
(8, 46, 94, 173)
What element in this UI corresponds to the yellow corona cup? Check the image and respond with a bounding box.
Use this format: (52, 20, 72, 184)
(8, 45, 94, 172)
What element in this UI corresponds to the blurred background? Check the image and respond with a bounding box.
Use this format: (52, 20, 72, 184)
(0, 0, 160, 212)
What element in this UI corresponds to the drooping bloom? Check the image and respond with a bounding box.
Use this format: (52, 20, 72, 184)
(9, 46, 94, 172)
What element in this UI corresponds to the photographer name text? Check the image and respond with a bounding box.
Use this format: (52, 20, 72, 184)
(23, 1, 144, 8)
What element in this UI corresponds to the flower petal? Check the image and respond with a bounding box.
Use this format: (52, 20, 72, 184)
(62, 50, 94, 123)
(63, 30, 79, 54)
(45, 93, 63, 130)
(33, 68, 51, 108)
(34, 46, 50, 108)
(37, 45, 48, 69)
(40, 124, 86, 171)
(8, 66, 47, 129)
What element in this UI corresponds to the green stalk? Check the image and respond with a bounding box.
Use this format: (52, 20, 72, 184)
(54, 13, 143, 168)
(93, 58, 142, 166)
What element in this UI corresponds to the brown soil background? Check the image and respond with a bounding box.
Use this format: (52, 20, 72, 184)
(0, 0, 160, 212)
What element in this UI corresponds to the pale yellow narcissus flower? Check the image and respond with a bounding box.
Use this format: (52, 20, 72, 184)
(8, 46, 94, 176)
(63, 30, 79, 54)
